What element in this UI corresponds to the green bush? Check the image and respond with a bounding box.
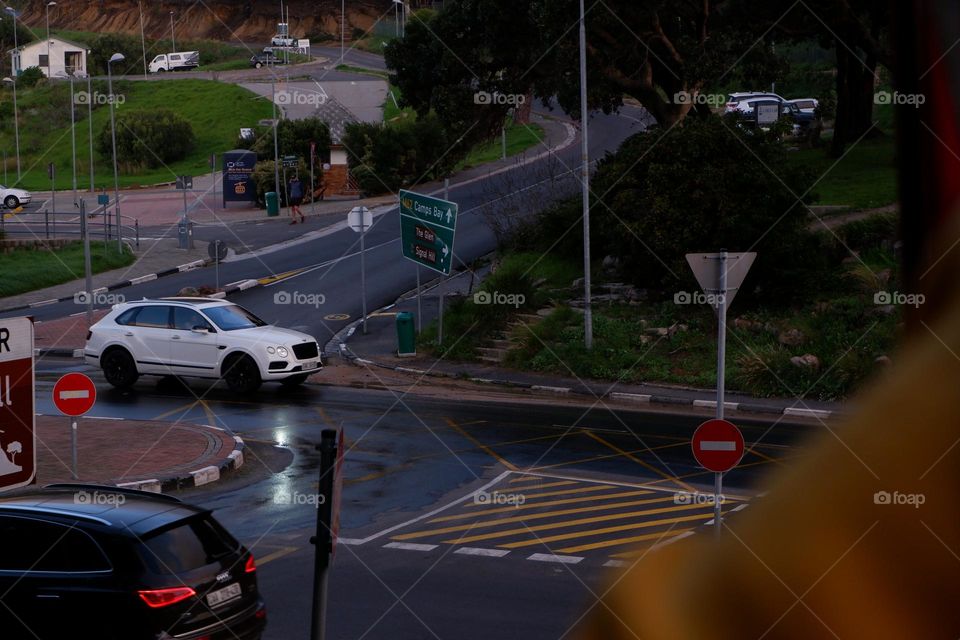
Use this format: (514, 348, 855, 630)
(588, 115, 825, 306)
(342, 114, 452, 194)
(836, 212, 898, 252)
(249, 117, 332, 163)
(96, 109, 195, 171)
(16, 67, 44, 88)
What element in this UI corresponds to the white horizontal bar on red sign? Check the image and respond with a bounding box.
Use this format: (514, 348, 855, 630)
(699, 441, 737, 451)
(59, 390, 90, 400)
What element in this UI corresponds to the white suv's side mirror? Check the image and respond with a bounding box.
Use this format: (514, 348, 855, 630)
(191, 326, 210, 334)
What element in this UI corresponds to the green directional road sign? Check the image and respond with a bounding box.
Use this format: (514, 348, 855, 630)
(399, 189, 458, 275)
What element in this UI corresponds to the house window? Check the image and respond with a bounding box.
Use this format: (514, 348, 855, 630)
(39, 54, 49, 67)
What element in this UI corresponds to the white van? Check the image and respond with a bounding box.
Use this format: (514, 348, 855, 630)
(149, 51, 200, 73)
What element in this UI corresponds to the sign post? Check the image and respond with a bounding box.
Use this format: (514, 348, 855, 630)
(692, 418, 744, 534)
(0, 317, 35, 493)
(348, 206, 372, 334)
(310, 428, 342, 640)
(79, 199, 93, 327)
(686, 250, 755, 534)
(310, 141, 316, 216)
(53, 373, 96, 480)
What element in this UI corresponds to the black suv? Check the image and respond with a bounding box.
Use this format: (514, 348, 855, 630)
(0, 484, 266, 639)
(250, 50, 282, 68)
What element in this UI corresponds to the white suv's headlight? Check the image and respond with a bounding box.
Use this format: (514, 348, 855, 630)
(276, 346, 289, 358)
(266, 346, 275, 354)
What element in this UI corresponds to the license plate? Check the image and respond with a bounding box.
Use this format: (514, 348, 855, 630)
(206, 582, 241, 608)
(302, 360, 318, 371)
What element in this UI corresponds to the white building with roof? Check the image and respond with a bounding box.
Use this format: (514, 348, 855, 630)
(10, 35, 88, 78)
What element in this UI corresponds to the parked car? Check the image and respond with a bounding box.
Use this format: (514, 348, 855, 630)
(783, 101, 819, 133)
(270, 34, 296, 47)
(0, 484, 266, 640)
(149, 51, 200, 72)
(725, 91, 787, 115)
(0, 184, 31, 209)
(84, 298, 322, 393)
(250, 50, 283, 68)
(786, 98, 820, 114)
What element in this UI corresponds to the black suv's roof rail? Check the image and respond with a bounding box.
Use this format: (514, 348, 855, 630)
(43, 483, 183, 504)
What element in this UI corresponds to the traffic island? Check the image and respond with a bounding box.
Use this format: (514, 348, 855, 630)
(31, 416, 244, 492)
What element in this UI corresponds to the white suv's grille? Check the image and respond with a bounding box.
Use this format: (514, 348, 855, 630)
(292, 342, 319, 360)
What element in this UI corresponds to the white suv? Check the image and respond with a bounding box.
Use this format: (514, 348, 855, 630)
(84, 298, 322, 393)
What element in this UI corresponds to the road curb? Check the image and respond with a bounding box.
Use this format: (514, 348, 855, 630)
(6, 257, 215, 316)
(116, 430, 246, 494)
(332, 319, 843, 420)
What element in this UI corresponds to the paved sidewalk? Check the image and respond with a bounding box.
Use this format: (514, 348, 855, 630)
(336, 271, 846, 418)
(31, 415, 243, 491)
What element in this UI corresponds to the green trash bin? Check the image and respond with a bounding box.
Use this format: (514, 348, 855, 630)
(265, 191, 280, 217)
(396, 311, 416, 356)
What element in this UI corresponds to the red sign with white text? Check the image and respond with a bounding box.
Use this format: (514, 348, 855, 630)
(0, 317, 36, 492)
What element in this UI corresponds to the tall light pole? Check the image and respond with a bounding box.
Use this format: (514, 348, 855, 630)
(393, 0, 399, 37)
(4, 7, 21, 180)
(2, 77, 20, 181)
(45, 2, 56, 76)
(138, 1, 147, 78)
(107, 52, 124, 251)
(86, 70, 94, 191)
(271, 80, 280, 198)
(169, 11, 176, 53)
(340, 0, 345, 64)
(578, 0, 593, 349)
(56, 71, 77, 206)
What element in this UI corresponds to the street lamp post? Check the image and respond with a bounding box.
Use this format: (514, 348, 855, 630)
(340, 0, 345, 64)
(107, 52, 124, 251)
(87, 71, 94, 191)
(169, 11, 176, 53)
(578, 0, 593, 349)
(4, 7, 21, 180)
(139, 1, 147, 78)
(45, 2, 56, 76)
(56, 72, 77, 207)
(271, 81, 280, 198)
(2, 77, 20, 181)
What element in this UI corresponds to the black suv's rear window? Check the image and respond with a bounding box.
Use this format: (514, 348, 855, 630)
(140, 516, 239, 574)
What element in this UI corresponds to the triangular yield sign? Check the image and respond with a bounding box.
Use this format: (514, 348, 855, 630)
(685, 252, 757, 309)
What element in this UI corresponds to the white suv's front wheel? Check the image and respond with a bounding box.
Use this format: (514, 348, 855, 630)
(223, 354, 262, 394)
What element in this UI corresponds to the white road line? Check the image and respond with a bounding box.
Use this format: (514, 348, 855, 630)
(454, 547, 510, 558)
(337, 538, 366, 546)
(604, 560, 629, 568)
(384, 542, 438, 552)
(527, 553, 583, 565)
(82, 415, 124, 421)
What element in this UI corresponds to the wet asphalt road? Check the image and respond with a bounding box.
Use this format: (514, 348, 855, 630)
(34, 358, 814, 639)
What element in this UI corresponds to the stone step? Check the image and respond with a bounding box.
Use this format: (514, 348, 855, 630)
(478, 356, 503, 364)
(476, 347, 508, 359)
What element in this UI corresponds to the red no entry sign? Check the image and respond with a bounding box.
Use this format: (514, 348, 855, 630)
(0, 317, 36, 492)
(692, 418, 744, 473)
(53, 373, 97, 417)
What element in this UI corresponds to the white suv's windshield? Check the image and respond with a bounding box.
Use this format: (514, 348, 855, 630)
(203, 305, 267, 331)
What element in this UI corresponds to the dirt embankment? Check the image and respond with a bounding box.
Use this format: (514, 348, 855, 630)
(24, 0, 392, 43)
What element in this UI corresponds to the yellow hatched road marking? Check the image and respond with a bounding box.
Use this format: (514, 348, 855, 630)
(465, 483, 613, 504)
(391, 495, 678, 540)
(254, 545, 299, 566)
(444, 502, 714, 546)
(495, 509, 716, 549)
(563, 529, 694, 554)
(444, 418, 518, 471)
(583, 431, 697, 493)
(257, 268, 306, 285)
(502, 480, 578, 492)
(430, 490, 654, 521)
(528, 442, 688, 472)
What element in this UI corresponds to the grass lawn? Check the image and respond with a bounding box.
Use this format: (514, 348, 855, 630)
(0, 242, 134, 298)
(0, 79, 273, 190)
(786, 135, 898, 210)
(354, 35, 395, 54)
(459, 123, 545, 168)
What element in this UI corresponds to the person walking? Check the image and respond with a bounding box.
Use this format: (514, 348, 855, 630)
(288, 175, 305, 224)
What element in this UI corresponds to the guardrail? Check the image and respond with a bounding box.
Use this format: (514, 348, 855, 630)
(0, 208, 139, 248)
